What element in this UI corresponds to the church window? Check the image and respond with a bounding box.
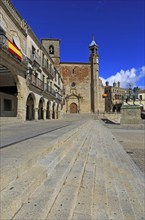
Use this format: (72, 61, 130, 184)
(71, 82, 76, 88)
(49, 45, 54, 54)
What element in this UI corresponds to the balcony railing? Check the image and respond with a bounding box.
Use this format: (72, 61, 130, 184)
(30, 53, 41, 66)
(56, 93, 63, 102)
(44, 83, 56, 96)
(42, 58, 54, 78)
(30, 74, 44, 90)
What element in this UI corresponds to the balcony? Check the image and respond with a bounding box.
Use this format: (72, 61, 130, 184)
(44, 83, 56, 97)
(30, 53, 41, 67)
(30, 74, 44, 90)
(42, 59, 53, 78)
(56, 93, 63, 102)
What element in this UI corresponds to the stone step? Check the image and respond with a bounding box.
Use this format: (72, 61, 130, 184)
(0, 122, 87, 191)
(0, 117, 23, 124)
(1, 125, 86, 220)
(93, 123, 145, 220)
(1, 121, 92, 220)
(62, 113, 93, 120)
(46, 131, 93, 220)
(12, 122, 92, 220)
(72, 139, 97, 220)
(1, 166, 47, 220)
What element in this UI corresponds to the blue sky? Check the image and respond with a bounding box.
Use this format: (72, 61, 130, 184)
(11, 0, 145, 88)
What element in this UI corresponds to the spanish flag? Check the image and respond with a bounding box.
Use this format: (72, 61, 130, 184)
(8, 40, 22, 61)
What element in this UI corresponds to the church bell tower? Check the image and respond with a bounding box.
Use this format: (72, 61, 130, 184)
(89, 37, 99, 113)
(41, 38, 61, 69)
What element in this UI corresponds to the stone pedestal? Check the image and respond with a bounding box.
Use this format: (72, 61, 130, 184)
(120, 105, 142, 124)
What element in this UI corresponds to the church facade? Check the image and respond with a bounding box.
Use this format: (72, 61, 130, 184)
(42, 38, 105, 114)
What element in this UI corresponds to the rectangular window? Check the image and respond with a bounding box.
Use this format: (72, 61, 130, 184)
(4, 99, 12, 111)
(42, 53, 44, 66)
(47, 59, 48, 69)
(32, 46, 35, 54)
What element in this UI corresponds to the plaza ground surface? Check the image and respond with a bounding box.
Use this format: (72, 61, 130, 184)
(105, 122, 145, 174)
(0, 117, 145, 219)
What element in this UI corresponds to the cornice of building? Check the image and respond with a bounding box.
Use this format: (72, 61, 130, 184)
(60, 62, 90, 65)
(1, 0, 28, 36)
(41, 38, 61, 43)
(28, 28, 41, 48)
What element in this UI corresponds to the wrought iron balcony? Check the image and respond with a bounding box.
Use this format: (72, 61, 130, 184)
(56, 92, 63, 102)
(42, 59, 53, 78)
(30, 74, 44, 90)
(30, 52, 41, 66)
(44, 83, 56, 96)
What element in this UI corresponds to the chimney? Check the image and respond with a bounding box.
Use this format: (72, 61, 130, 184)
(118, 81, 120, 87)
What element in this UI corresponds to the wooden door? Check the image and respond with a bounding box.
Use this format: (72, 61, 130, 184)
(70, 103, 77, 113)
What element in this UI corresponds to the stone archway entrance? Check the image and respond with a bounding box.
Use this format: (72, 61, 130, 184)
(70, 103, 77, 113)
(52, 102, 55, 119)
(26, 94, 34, 120)
(46, 101, 50, 119)
(38, 98, 44, 120)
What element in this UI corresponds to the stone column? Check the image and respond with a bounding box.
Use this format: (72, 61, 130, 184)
(17, 92, 25, 121)
(49, 110, 52, 119)
(43, 109, 46, 120)
(54, 110, 56, 119)
(34, 108, 38, 121)
(66, 100, 68, 113)
(58, 111, 60, 119)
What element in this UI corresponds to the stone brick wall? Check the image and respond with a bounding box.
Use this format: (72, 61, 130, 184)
(61, 63, 90, 113)
(0, 5, 26, 52)
(41, 39, 60, 66)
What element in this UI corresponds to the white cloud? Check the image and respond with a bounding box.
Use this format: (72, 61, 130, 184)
(100, 66, 145, 88)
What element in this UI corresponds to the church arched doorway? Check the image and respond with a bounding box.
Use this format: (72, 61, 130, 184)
(70, 103, 77, 113)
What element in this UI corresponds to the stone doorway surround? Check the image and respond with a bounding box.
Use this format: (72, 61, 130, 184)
(65, 93, 82, 113)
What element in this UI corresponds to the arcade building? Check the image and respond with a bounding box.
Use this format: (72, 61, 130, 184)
(0, 0, 105, 122)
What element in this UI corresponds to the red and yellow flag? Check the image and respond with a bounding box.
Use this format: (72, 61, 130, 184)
(8, 40, 22, 61)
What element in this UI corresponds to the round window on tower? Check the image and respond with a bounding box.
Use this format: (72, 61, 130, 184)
(71, 82, 76, 88)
